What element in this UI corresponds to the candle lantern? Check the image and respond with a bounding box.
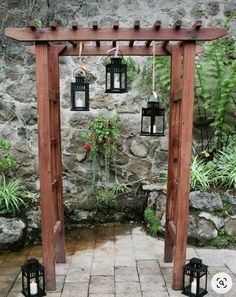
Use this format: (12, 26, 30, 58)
(105, 51, 128, 93)
(71, 67, 89, 111)
(182, 257, 208, 297)
(141, 99, 165, 136)
(21, 258, 46, 297)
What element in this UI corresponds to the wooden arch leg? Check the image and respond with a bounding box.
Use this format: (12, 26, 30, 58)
(36, 43, 66, 290)
(172, 42, 196, 290)
(164, 45, 182, 263)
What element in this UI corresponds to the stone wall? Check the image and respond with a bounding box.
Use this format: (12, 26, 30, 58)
(0, 0, 236, 222)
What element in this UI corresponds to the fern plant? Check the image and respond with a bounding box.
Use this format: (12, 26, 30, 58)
(0, 174, 27, 214)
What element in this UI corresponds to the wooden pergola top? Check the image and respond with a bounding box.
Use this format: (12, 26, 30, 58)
(5, 20, 227, 43)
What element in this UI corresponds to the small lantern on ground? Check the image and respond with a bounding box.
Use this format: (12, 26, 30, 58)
(21, 258, 46, 297)
(105, 50, 128, 93)
(71, 67, 89, 111)
(182, 257, 208, 297)
(141, 97, 165, 136)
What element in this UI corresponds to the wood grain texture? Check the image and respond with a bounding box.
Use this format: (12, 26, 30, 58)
(35, 43, 56, 291)
(164, 45, 182, 264)
(5, 27, 227, 42)
(172, 42, 196, 290)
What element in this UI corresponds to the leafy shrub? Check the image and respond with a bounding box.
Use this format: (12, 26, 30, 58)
(0, 174, 27, 214)
(190, 156, 213, 190)
(144, 207, 160, 237)
(0, 139, 16, 171)
(213, 146, 236, 189)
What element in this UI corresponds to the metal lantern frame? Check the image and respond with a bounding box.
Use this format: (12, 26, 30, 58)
(71, 67, 89, 111)
(21, 258, 46, 297)
(182, 258, 208, 297)
(141, 100, 165, 136)
(105, 50, 128, 93)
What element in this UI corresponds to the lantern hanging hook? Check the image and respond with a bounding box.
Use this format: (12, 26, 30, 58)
(107, 41, 122, 58)
(73, 42, 87, 77)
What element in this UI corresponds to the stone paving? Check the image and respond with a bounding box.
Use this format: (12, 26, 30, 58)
(0, 224, 236, 297)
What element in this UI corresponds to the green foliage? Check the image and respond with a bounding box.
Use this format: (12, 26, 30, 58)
(95, 187, 117, 211)
(82, 114, 121, 191)
(195, 16, 236, 152)
(207, 228, 235, 248)
(144, 207, 160, 237)
(0, 139, 16, 171)
(213, 146, 236, 189)
(0, 174, 27, 215)
(190, 156, 213, 191)
(123, 57, 141, 84)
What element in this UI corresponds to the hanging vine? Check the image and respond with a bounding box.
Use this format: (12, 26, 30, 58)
(82, 114, 121, 192)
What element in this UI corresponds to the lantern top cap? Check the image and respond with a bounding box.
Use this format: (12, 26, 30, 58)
(22, 258, 44, 272)
(190, 257, 202, 265)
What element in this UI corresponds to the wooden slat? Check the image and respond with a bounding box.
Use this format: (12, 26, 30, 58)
(173, 138, 180, 147)
(194, 20, 202, 30)
(129, 20, 140, 47)
(72, 20, 78, 30)
(51, 138, 57, 146)
(92, 21, 100, 47)
(112, 20, 119, 30)
(49, 89, 59, 102)
(35, 43, 56, 291)
(164, 44, 182, 263)
(173, 20, 182, 30)
(173, 42, 196, 290)
(29, 21, 36, 31)
(154, 20, 161, 30)
(58, 45, 171, 56)
(5, 27, 227, 42)
(52, 179, 58, 190)
(49, 45, 65, 264)
(49, 21, 58, 30)
(168, 220, 176, 243)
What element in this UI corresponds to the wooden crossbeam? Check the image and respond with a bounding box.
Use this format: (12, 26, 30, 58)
(26, 44, 204, 56)
(49, 21, 58, 30)
(173, 20, 182, 30)
(71, 20, 78, 30)
(29, 21, 36, 31)
(5, 27, 227, 42)
(145, 20, 162, 47)
(129, 20, 140, 47)
(93, 21, 100, 47)
(194, 20, 202, 30)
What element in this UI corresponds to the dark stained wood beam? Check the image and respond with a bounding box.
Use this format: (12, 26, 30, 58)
(26, 44, 204, 56)
(5, 27, 227, 42)
(71, 20, 78, 30)
(129, 20, 140, 47)
(112, 21, 119, 47)
(93, 21, 100, 47)
(173, 20, 182, 30)
(29, 21, 36, 31)
(193, 20, 202, 30)
(145, 20, 161, 47)
(168, 220, 176, 244)
(49, 21, 58, 30)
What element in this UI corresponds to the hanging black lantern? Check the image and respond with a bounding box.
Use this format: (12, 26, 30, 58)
(71, 67, 89, 111)
(182, 258, 208, 297)
(141, 99, 165, 136)
(105, 51, 128, 93)
(21, 258, 46, 297)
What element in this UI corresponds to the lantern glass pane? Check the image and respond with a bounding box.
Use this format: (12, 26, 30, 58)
(107, 71, 111, 89)
(142, 116, 150, 134)
(121, 72, 125, 89)
(75, 91, 85, 108)
(154, 115, 164, 134)
(114, 72, 120, 89)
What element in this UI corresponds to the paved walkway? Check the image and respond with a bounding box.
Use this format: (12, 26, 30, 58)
(0, 224, 236, 297)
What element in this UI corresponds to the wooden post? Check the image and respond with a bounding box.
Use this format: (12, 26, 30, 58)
(172, 42, 196, 290)
(164, 45, 182, 262)
(49, 46, 66, 263)
(35, 42, 56, 291)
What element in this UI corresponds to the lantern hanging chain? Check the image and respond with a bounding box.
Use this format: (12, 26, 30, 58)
(152, 41, 157, 99)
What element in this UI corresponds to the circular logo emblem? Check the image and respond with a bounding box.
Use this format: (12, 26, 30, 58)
(211, 272, 232, 294)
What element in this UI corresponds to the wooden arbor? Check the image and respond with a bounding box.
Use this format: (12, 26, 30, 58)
(5, 20, 226, 291)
